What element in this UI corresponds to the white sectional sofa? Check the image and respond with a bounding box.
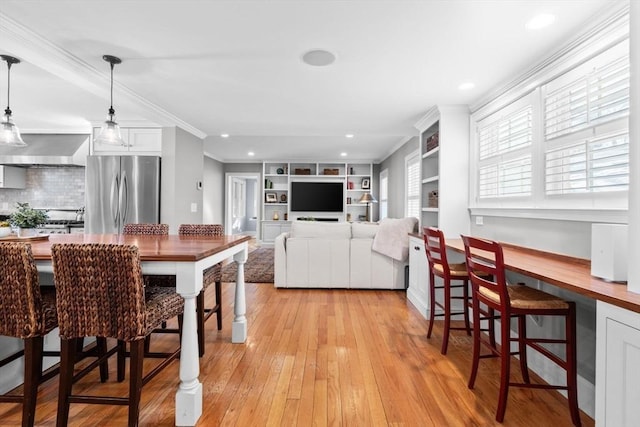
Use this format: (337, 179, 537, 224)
(274, 219, 417, 289)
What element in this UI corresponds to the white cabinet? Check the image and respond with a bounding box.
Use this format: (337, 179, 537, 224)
(596, 301, 640, 426)
(407, 235, 430, 319)
(0, 165, 26, 189)
(414, 106, 470, 239)
(92, 127, 162, 155)
(261, 221, 291, 244)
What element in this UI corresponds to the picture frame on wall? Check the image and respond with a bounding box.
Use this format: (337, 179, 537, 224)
(265, 192, 278, 203)
(361, 178, 370, 189)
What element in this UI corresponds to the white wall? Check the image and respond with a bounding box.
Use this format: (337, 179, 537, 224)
(203, 156, 224, 224)
(161, 126, 204, 233)
(378, 136, 419, 219)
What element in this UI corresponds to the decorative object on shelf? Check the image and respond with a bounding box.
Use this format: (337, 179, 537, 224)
(94, 55, 128, 146)
(280, 193, 287, 202)
(264, 179, 273, 189)
(273, 211, 280, 220)
(294, 168, 311, 175)
(284, 213, 288, 221)
(265, 192, 278, 203)
(0, 220, 12, 237)
(347, 181, 354, 189)
(428, 190, 439, 208)
(349, 167, 354, 175)
(0, 54, 27, 147)
(361, 178, 370, 189)
(346, 197, 352, 204)
(426, 132, 439, 151)
(9, 202, 48, 237)
(346, 213, 352, 222)
(357, 193, 377, 222)
(323, 168, 339, 175)
(277, 168, 284, 174)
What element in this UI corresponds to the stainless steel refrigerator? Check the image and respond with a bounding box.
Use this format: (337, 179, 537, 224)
(85, 155, 161, 234)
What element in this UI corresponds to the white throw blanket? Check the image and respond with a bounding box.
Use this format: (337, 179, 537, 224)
(372, 217, 418, 262)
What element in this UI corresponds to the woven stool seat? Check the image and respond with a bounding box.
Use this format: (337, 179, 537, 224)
(51, 242, 182, 426)
(462, 235, 581, 426)
(0, 242, 59, 427)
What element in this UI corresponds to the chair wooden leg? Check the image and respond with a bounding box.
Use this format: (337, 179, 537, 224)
(23, 337, 44, 427)
(488, 307, 497, 349)
(197, 291, 205, 357)
(128, 340, 145, 427)
(462, 280, 471, 336)
(441, 278, 452, 355)
(96, 337, 109, 383)
(468, 297, 481, 389)
(426, 271, 436, 339)
(57, 338, 77, 427)
(496, 316, 512, 423)
(117, 340, 126, 382)
(566, 303, 581, 427)
(517, 315, 530, 383)
(215, 280, 223, 330)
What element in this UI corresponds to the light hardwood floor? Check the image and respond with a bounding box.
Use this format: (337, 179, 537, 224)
(1, 283, 594, 426)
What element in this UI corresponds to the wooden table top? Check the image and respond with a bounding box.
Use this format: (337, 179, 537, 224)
(23, 233, 252, 262)
(444, 237, 640, 314)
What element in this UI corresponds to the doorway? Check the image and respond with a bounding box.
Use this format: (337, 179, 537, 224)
(225, 173, 260, 237)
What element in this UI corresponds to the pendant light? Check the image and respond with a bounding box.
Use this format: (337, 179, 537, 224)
(94, 55, 128, 146)
(0, 54, 26, 147)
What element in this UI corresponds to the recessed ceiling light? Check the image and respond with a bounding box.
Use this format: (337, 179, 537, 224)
(220, 133, 229, 138)
(248, 151, 255, 156)
(345, 134, 354, 139)
(526, 13, 556, 30)
(302, 49, 336, 67)
(340, 152, 347, 157)
(458, 82, 475, 91)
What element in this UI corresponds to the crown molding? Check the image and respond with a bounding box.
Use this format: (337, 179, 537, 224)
(0, 12, 207, 139)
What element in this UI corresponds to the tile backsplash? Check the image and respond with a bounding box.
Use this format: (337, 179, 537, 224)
(0, 166, 85, 211)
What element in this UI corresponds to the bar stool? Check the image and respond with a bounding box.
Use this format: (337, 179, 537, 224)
(0, 242, 58, 427)
(179, 224, 224, 357)
(461, 235, 581, 426)
(423, 227, 472, 354)
(51, 243, 184, 427)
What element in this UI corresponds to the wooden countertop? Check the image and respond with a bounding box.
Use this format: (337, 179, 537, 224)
(26, 233, 253, 262)
(409, 233, 640, 313)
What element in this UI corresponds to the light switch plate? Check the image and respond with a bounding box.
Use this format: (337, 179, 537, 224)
(190, 203, 198, 213)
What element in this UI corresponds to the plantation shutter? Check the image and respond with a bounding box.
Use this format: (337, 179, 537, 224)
(406, 153, 420, 218)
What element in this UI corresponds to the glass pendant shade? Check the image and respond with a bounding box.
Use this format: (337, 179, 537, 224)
(94, 113, 127, 146)
(0, 112, 26, 147)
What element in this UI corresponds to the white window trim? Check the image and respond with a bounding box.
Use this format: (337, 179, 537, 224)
(379, 168, 389, 220)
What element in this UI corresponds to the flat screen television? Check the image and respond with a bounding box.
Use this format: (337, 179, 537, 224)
(290, 181, 343, 212)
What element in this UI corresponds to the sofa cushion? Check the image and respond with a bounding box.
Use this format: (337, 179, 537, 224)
(372, 217, 418, 262)
(290, 221, 352, 239)
(351, 222, 378, 239)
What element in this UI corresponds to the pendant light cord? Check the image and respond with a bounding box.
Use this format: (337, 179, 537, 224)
(108, 61, 115, 118)
(5, 61, 11, 116)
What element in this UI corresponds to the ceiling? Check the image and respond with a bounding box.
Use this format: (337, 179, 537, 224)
(0, 0, 616, 163)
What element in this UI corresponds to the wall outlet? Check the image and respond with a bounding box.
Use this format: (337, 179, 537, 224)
(190, 203, 198, 213)
(475, 216, 483, 225)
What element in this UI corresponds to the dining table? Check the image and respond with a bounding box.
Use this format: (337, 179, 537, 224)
(25, 232, 252, 427)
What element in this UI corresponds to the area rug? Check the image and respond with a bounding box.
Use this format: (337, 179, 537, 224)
(221, 247, 274, 283)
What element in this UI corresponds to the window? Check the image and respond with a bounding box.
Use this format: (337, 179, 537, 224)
(379, 169, 388, 220)
(405, 151, 420, 218)
(477, 99, 533, 200)
(471, 37, 629, 212)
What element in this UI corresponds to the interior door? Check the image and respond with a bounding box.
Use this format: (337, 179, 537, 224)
(231, 177, 246, 234)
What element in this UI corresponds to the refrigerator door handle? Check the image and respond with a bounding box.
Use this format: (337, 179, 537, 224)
(111, 173, 120, 228)
(120, 173, 129, 225)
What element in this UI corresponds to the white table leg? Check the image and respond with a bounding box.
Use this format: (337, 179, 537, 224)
(232, 247, 248, 343)
(175, 290, 202, 425)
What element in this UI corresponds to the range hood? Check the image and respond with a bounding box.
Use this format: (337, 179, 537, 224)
(0, 134, 90, 166)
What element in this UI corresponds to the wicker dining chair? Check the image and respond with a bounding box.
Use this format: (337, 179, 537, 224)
(179, 224, 224, 357)
(51, 243, 183, 427)
(461, 235, 581, 426)
(0, 242, 58, 427)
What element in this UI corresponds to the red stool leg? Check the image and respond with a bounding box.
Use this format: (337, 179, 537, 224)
(441, 277, 452, 354)
(496, 315, 511, 423)
(426, 270, 437, 339)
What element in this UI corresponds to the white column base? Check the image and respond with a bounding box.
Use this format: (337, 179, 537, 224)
(175, 382, 203, 426)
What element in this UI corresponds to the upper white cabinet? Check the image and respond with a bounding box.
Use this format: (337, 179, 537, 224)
(414, 105, 470, 239)
(91, 127, 162, 155)
(0, 165, 26, 189)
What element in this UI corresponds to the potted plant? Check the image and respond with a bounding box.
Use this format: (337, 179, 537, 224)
(9, 202, 48, 237)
